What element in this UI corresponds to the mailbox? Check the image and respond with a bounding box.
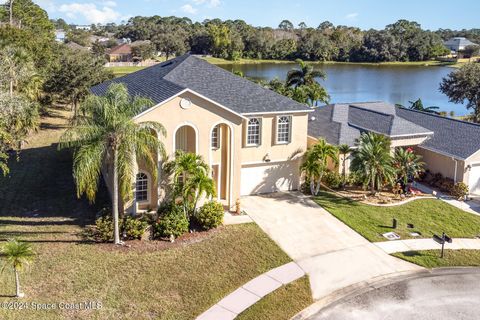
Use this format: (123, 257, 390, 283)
(433, 234, 444, 244)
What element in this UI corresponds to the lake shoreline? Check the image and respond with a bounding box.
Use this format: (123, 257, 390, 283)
(202, 56, 457, 67)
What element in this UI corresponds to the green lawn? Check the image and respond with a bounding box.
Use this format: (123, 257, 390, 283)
(314, 191, 480, 242)
(393, 250, 480, 268)
(0, 107, 295, 319)
(108, 66, 147, 77)
(237, 276, 313, 320)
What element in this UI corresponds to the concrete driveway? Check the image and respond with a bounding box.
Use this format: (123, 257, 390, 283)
(241, 192, 422, 300)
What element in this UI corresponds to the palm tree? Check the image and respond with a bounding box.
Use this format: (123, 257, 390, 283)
(286, 59, 326, 88)
(59, 83, 166, 245)
(300, 149, 322, 195)
(304, 82, 329, 107)
(301, 138, 338, 195)
(165, 151, 214, 216)
(338, 144, 352, 188)
(350, 132, 396, 194)
(393, 147, 425, 186)
(1, 239, 34, 298)
(397, 98, 440, 114)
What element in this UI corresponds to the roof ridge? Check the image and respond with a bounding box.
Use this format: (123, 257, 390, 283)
(349, 104, 394, 118)
(398, 106, 480, 127)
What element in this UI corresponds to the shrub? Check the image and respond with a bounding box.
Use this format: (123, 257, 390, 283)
(322, 170, 342, 189)
(122, 215, 148, 240)
(95, 215, 114, 242)
(451, 182, 469, 200)
(346, 172, 363, 186)
(195, 201, 224, 230)
(154, 205, 189, 239)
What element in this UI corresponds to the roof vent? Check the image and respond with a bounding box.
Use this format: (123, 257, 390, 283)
(310, 116, 316, 121)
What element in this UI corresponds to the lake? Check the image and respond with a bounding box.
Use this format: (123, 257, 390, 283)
(218, 63, 468, 115)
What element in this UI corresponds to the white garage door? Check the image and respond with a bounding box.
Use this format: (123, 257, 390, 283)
(240, 160, 300, 196)
(469, 164, 480, 195)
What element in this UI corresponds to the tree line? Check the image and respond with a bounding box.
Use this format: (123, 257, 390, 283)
(78, 16, 465, 62)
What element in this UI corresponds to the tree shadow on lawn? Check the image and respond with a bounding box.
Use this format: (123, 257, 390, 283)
(0, 143, 109, 241)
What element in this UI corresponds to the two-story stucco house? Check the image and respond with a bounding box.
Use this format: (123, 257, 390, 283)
(92, 54, 312, 211)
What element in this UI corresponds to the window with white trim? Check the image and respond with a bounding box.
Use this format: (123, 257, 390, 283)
(211, 125, 220, 149)
(247, 118, 261, 146)
(136, 172, 149, 202)
(276, 116, 291, 144)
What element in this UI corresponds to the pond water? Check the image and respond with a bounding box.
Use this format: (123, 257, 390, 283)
(218, 63, 468, 115)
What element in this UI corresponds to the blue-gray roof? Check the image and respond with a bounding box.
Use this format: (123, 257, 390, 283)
(308, 102, 480, 160)
(91, 54, 310, 115)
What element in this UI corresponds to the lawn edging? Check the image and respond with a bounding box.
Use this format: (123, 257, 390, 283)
(375, 238, 480, 254)
(196, 262, 306, 320)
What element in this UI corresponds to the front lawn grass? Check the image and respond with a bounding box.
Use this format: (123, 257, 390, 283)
(314, 191, 480, 242)
(236, 276, 312, 320)
(393, 250, 480, 268)
(0, 106, 293, 319)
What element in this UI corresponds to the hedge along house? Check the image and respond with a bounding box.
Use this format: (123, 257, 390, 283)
(307, 102, 480, 195)
(91, 54, 312, 212)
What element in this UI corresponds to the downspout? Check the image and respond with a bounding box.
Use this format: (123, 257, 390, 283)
(453, 157, 458, 184)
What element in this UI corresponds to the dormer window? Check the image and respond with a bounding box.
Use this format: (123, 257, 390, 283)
(247, 118, 261, 146)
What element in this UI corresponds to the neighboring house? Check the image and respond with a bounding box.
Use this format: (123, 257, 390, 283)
(106, 43, 132, 62)
(91, 54, 312, 211)
(55, 29, 66, 42)
(444, 37, 477, 53)
(65, 41, 89, 51)
(75, 25, 91, 31)
(308, 102, 480, 195)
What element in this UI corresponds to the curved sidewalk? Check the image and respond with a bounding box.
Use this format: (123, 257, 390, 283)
(375, 238, 480, 254)
(196, 261, 305, 320)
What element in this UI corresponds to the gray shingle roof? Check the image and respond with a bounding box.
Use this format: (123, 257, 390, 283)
(308, 102, 432, 146)
(397, 108, 480, 160)
(308, 101, 480, 160)
(91, 54, 310, 115)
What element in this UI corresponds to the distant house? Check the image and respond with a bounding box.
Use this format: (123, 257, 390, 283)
(65, 41, 89, 52)
(55, 29, 66, 43)
(106, 43, 132, 62)
(444, 37, 477, 53)
(75, 25, 91, 31)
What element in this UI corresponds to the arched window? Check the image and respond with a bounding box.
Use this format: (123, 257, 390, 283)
(276, 116, 291, 144)
(136, 172, 149, 202)
(247, 118, 261, 146)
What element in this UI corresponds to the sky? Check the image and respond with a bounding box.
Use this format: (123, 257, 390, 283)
(32, 0, 480, 30)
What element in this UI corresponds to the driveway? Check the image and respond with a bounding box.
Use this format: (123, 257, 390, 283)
(241, 192, 422, 300)
(309, 268, 480, 320)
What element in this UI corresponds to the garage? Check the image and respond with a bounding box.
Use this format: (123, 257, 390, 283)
(240, 160, 300, 196)
(468, 163, 480, 195)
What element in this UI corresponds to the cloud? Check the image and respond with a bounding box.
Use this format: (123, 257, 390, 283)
(58, 2, 121, 24)
(345, 12, 359, 20)
(180, 4, 197, 14)
(192, 0, 221, 8)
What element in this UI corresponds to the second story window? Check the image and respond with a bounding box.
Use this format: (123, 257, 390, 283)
(247, 118, 261, 146)
(211, 125, 220, 149)
(276, 116, 291, 144)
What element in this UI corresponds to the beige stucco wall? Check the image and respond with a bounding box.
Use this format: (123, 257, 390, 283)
(131, 91, 308, 209)
(241, 113, 309, 164)
(413, 146, 465, 183)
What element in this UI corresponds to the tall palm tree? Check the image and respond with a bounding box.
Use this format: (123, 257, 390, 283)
(286, 59, 326, 88)
(59, 83, 166, 245)
(393, 147, 425, 186)
(338, 144, 352, 188)
(1, 239, 34, 298)
(351, 132, 396, 194)
(301, 138, 338, 195)
(165, 151, 214, 216)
